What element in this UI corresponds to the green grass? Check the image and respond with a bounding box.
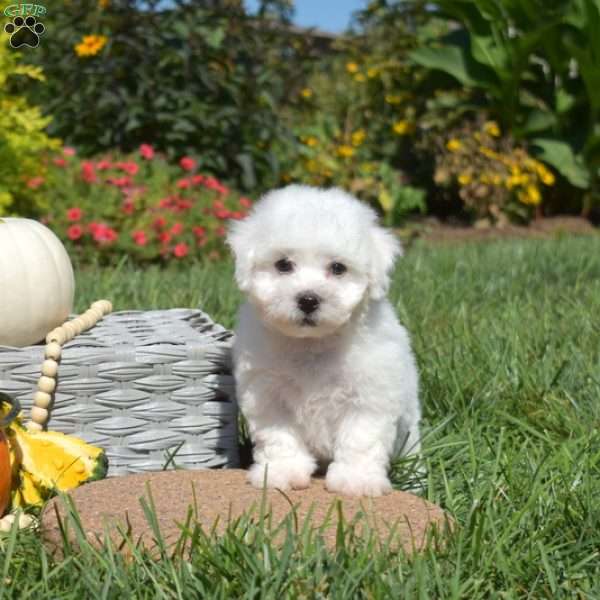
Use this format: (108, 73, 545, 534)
(2, 236, 600, 598)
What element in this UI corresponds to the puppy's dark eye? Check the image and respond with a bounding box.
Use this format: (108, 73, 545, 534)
(275, 258, 294, 273)
(330, 262, 347, 276)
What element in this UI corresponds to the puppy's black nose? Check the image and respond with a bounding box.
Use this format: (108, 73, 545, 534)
(297, 293, 320, 314)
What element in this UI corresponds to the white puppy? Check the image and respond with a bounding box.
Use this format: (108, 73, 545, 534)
(227, 185, 421, 496)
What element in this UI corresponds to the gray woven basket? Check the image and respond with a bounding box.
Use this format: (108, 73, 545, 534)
(0, 309, 239, 476)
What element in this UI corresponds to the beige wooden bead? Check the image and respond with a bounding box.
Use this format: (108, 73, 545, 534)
(33, 391, 52, 409)
(45, 342, 62, 361)
(67, 319, 83, 336)
(30, 406, 48, 425)
(41, 359, 59, 377)
(38, 375, 56, 394)
(62, 321, 77, 339)
(88, 307, 104, 322)
(79, 313, 95, 330)
(92, 300, 112, 315)
(46, 328, 66, 345)
(71, 317, 88, 333)
(26, 421, 43, 432)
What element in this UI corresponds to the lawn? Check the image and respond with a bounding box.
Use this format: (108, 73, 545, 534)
(2, 235, 600, 598)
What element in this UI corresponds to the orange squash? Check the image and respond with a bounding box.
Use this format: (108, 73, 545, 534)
(0, 393, 20, 517)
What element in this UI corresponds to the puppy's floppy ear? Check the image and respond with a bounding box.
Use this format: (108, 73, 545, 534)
(226, 218, 255, 293)
(368, 224, 403, 300)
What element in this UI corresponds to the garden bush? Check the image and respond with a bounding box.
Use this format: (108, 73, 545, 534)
(39, 145, 252, 264)
(0, 43, 59, 216)
(26, 0, 323, 193)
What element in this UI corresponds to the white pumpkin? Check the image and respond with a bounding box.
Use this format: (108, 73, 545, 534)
(0, 218, 74, 347)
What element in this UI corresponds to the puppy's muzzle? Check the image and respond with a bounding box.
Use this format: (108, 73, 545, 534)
(297, 293, 321, 315)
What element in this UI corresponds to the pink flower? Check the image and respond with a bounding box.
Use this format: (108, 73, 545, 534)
(214, 208, 230, 219)
(179, 156, 196, 171)
(62, 147, 76, 157)
(81, 161, 97, 183)
(192, 226, 205, 238)
(96, 159, 112, 170)
(239, 197, 252, 208)
(230, 211, 244, 219)
(116, 161, 139, 176)
(106, 176, 131, 187)
(158, 198, 172, 208)
(26, 176, 45, 189)
(176, 178, 191, 189)
(132, 230, 148, 246)
(90, 223, 118, 244)
(67, 207, 83, 221)
(158, 231, 171, 244)
(67, 224, 83, 240)
(170, 222, 184, 235)
(139, 144, 155, 160)
(173, 243, 189, 258)
(53, 157, 67, 168)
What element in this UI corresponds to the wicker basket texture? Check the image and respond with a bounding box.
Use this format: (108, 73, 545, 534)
(0, 309, 239, 476)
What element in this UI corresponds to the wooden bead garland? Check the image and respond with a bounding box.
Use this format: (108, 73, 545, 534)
(25, 299, 113, 431)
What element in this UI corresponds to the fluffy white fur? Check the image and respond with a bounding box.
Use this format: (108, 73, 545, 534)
(227, 185, 421, 496)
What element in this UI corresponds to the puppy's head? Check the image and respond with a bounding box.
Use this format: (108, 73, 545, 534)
(227, 185, 401, 338)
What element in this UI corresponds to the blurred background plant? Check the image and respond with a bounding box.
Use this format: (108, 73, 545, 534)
(0, 43, 59, 215)
(40, 144, 252, 265)
(3, 0, 599, 241)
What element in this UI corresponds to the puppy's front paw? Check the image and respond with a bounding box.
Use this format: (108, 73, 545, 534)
(248, 460, 312, 491)
(325, 462, 392, 497)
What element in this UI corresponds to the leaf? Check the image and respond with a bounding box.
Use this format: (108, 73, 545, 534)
(409, 45, 496, 89)
(531, 138, 590, 188)
(520, 110, 557, 136)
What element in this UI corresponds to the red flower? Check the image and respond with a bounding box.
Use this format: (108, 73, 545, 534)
(214, 208, 230, 219)
(63, 147, 76, 157)
(176, 178, 191, 189)
(170, 222, 184, 235)
(192, 226, 205, 238)
(132, 230, 148, 246)
(173, 243, 189, 258)
(53, 157, 67, 168)
(67, 224, 83, 240)
(179, 156, 196, 171)
(67, 207, 83, 221)
(191, 175, 204, 185)
(96, 159, 112, 170)
(239, 197, 252, 208)
(90, 223, 118, 244)
(158, 231, 171, 244)
(231, 211, 244, 219)
(158, 198, 172, 208)
(139, 144, 155, 160)
(122, 199, 135, 215)
(26, 176, 44, 189)
(106, 176, 131, 187)
(153, 216, 167, 230)
(215, 226, 226, 237)
(116, 161, 139, 176)
(81, 161, 97, 183)
(176, 199, 193, 211)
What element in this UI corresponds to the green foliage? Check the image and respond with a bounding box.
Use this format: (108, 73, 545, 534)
(26, 0, 322, 192)
(40, 145, 253, 264)
(0, 44, 59, 216)
(409, 0, 600, 209)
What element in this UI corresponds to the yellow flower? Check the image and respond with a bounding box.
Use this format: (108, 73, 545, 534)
(351, 129, 366, 147)
(458, 172, 472, 185)
(478, 146, 498, 160)
(534, 163, 555, 186)
(301, 136, 318, 147)
(385, 94, 402, 105)
(393, 120, 414, 135)
(491, 174, 502, 186)
(483, 121, 501, 137)
(300, 88, 313, 99)
(74, 34, 108, 57)
(346, 62, 359, 74)
(367, 67, 378, 78)
(354, 73, 366, 83)
(518, 185, 541, 205)
(446, 138, 462, 152)
(337, 145, 355, 158)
